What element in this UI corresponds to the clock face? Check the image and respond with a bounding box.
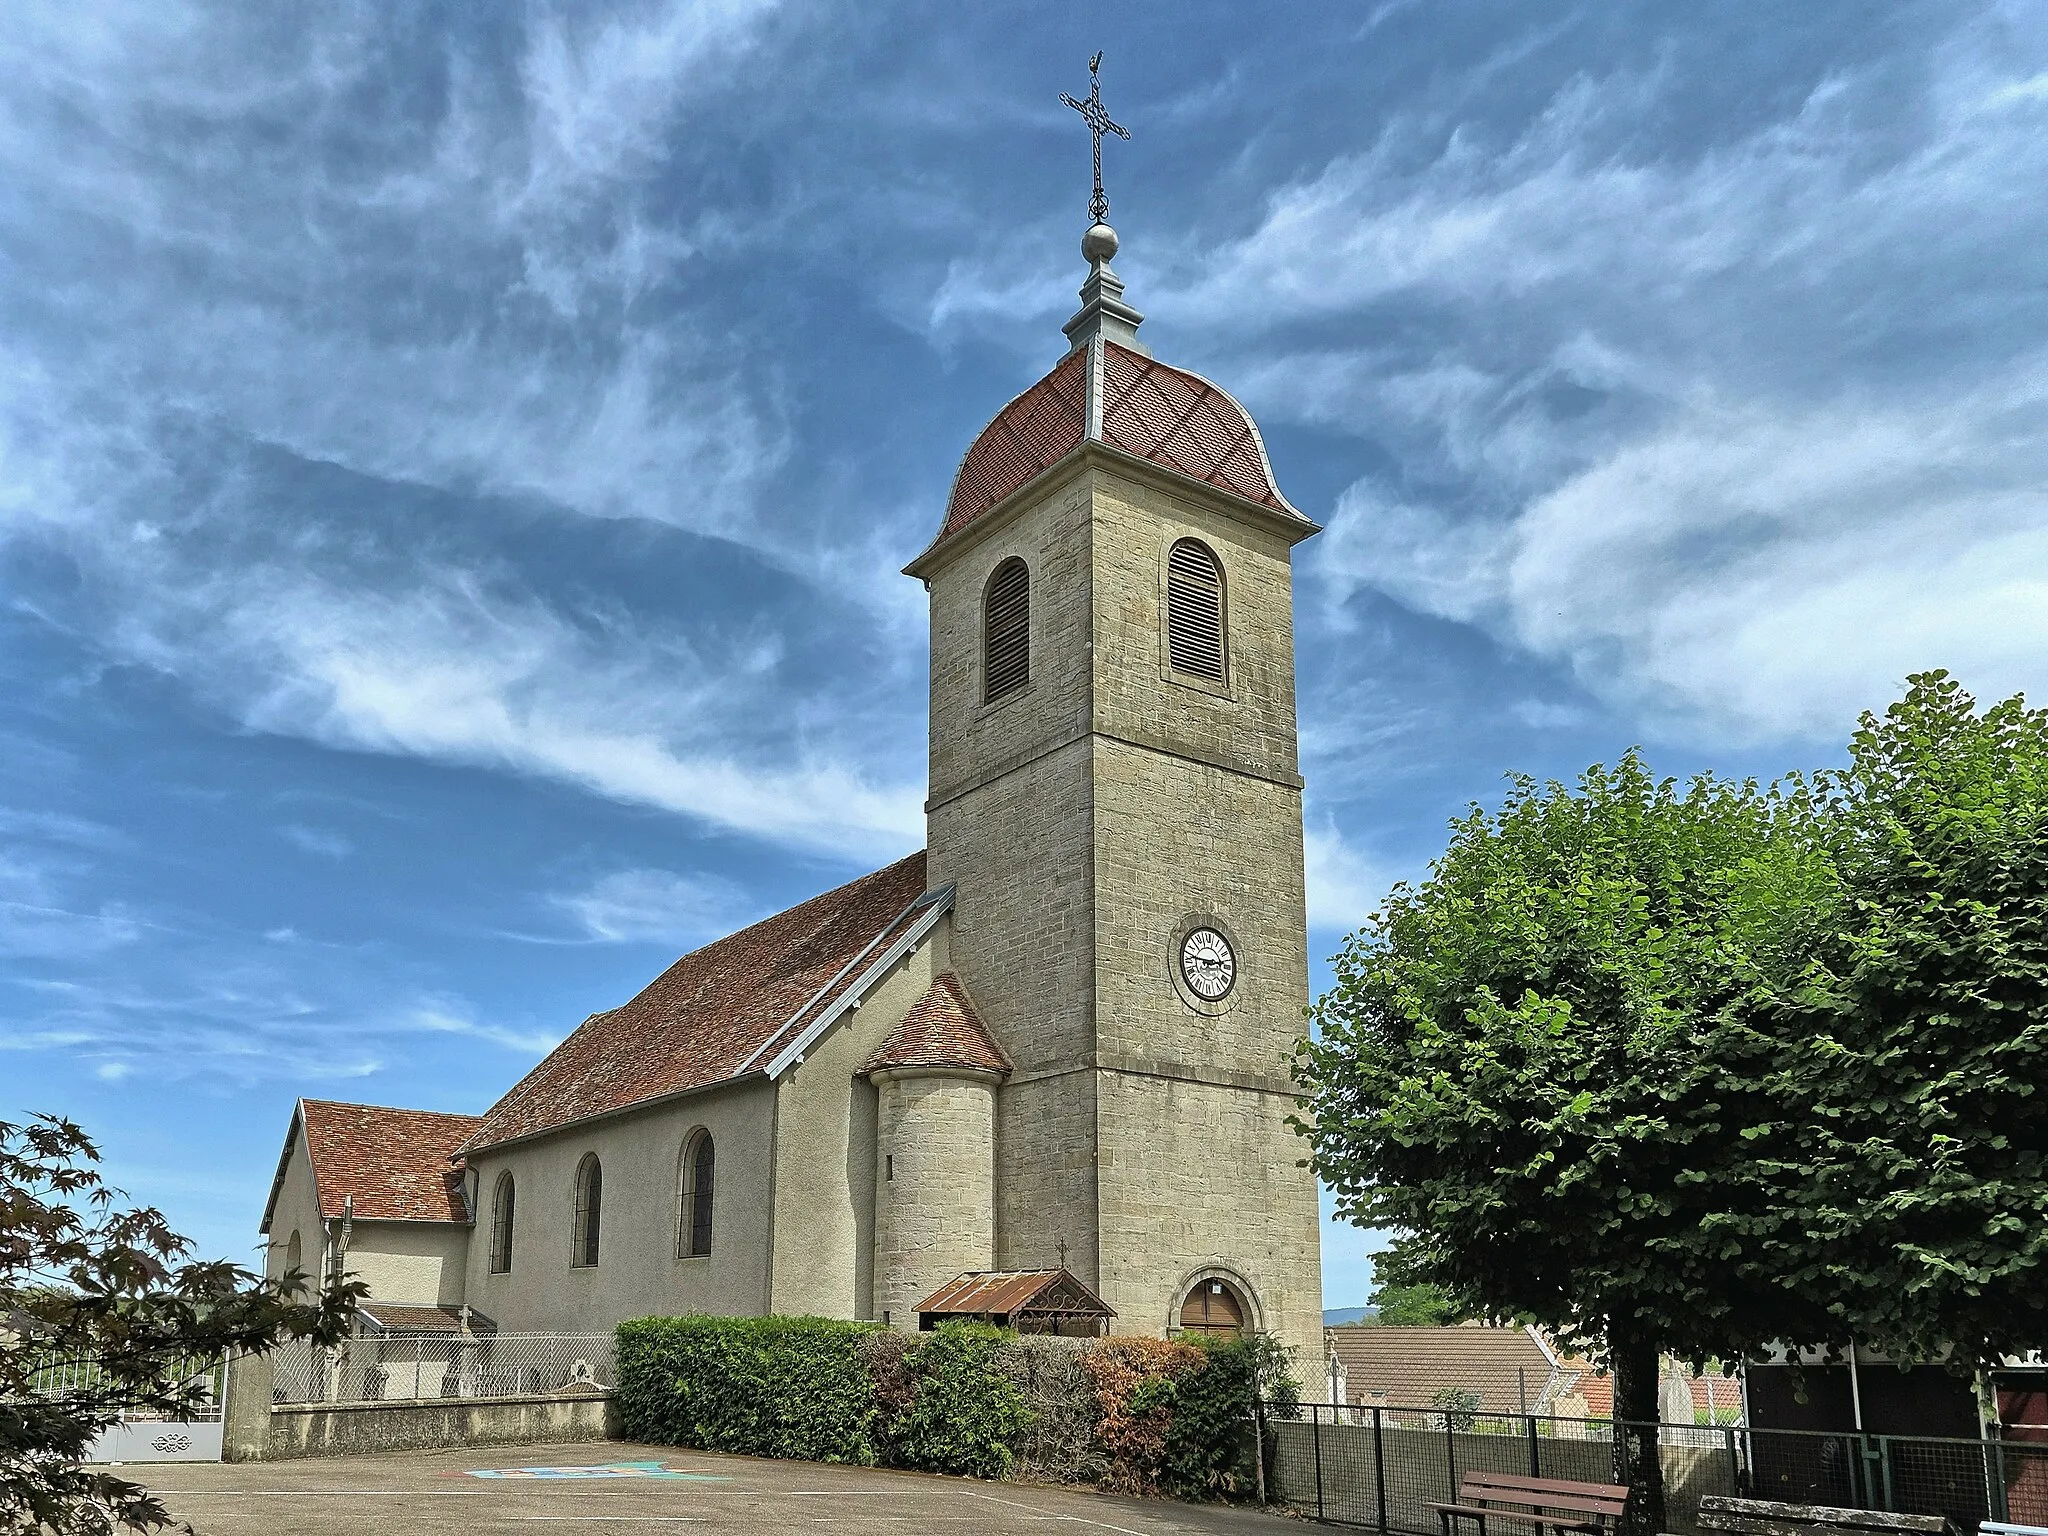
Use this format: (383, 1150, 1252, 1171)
(1179, 927, 1236, 1002)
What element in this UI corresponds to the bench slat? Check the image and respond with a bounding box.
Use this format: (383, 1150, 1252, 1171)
(1468, 1473, 1631, 1502)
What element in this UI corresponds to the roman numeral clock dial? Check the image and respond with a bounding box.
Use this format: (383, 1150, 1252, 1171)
(1178, 926, 1236, 1002)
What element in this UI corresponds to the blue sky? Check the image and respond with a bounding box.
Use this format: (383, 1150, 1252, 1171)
(5, 1, 2047, 1310)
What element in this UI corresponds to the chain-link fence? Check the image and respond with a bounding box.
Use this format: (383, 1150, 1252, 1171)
(268, 1332, 614, 1405)
(1270, 1403, 2048, 1534)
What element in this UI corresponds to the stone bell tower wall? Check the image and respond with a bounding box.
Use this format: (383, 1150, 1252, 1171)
(1081, 463, 1322, 1368)
(918, 445, 1321, 1361)
(923, 466, 1103, 1279)
(1084, 466, 1310, 1076)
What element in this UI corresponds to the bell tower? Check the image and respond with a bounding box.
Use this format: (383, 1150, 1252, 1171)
(905, 195, 1324, 1363)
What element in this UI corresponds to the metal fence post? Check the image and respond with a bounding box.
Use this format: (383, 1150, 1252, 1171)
(1313, 1403, 1326, 1522)
(1527, 1412, 1541, 1478)
(1374, 1405, 1389, 1536)
(1875, 1435, 1895, 1512)
(1990, 1433, 2009, 1524)
(1723, 1426, 1738, 1501)
(1251, 1396, 1266, 1506)
(1447, 1410, 1459, 1501)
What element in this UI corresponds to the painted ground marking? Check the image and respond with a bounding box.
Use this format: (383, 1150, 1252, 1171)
(466, 1462, 727, 1481)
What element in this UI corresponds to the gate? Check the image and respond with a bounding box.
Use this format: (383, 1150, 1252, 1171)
(30, 1352, 231, 1464)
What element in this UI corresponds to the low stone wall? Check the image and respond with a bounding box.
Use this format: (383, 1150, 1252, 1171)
(221, 1348, 619, 1462)
(253, 1391, 617, 1461)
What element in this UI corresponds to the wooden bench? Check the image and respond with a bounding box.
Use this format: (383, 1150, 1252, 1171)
(1435, 1471, 1632, 1536)
(1692, 1495, 1958, 1536)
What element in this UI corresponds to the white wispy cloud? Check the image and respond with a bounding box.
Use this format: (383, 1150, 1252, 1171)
(1303, 822, 1388, 936)
(0, 2, 943, 868)
(184, 564, 924, 858)
(279, 825, 354, 859)
(551, 867, 757, 947)
(1164, 7, 2048, 741)
(403, 1002, 562, 1057)
(0, 852, 143, 959)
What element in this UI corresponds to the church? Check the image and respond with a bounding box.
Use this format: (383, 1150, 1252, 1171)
(258, 194, 1327, 1367)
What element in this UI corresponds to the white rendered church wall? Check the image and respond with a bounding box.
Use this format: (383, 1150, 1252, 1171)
(766, 913, 946, 1321)
(259, 1138, 470, 1308)
(338, 1219, 470, 1306)
(262, 1137, 321, 1286)
(871, 1068, 997, 1329)
(461, 1077, 775, 1334)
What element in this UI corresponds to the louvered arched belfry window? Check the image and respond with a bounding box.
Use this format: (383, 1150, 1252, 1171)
(984, 557, 1030, 703)
(1167, 539, 1226, 682)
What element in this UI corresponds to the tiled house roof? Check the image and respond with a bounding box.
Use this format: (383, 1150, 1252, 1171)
(296, 1100, 481, 1223)
(938, 341, 1304, 543)
(859, 973, 1010, 1077)
(464, 853, 934, 1152)
(1327, 1325, 1560, 1413)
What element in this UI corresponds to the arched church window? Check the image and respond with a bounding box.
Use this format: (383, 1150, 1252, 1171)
(571, 1155, 601, 1268)
(1166, 539, 1225, 682)
(285, 1230, 301, 1277)
(489, 1172, 515, 1274)
(1178, 1276, 1247, 1336)
(678, 1131, 715, 1258)
(984, 557, 1030, 703)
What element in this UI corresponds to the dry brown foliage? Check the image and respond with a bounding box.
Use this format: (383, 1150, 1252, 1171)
(1079, 1336, 1207, 1495)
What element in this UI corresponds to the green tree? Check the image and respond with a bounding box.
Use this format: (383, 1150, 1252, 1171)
(1294, 751, 1841, 1534)
(1760, 673, 2048, 1367)
(2, 1115, 361, 1534)
(1367, 1281, 1463, 1326)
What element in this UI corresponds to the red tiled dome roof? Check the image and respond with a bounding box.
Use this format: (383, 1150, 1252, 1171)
(940, 341, 1297, 541)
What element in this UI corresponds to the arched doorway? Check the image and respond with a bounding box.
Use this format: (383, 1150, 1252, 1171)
(1178, 1276, 1248, 1337)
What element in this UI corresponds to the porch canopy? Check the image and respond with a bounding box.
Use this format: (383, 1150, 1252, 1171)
(914, 1269, 1115, 1336)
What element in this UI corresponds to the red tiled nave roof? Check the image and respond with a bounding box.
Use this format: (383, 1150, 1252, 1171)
(296, 1100, 481, 1223)
(860, 972, 1010, 1077)
(463, 853, 933, 1152)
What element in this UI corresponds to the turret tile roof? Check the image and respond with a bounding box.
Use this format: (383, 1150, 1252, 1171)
(859, 972, 1010, 1077)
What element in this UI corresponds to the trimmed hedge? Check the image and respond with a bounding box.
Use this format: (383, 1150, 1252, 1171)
(616, 1313, 1296, 1502)
(615, 1315, 881, 1464)
(888, 1322, 1032, 1478)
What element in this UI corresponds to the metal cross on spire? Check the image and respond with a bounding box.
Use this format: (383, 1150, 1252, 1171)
(1061, 52, 1130, 225)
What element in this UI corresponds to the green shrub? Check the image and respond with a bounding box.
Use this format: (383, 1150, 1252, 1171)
(885, 1322, 1034, 1479)
(615, 1314, 880, 1464)
(1162, 1332, 1301, 1501)
(615, 1313, 1297, 1503)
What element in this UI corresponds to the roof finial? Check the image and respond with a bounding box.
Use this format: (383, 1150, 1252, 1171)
(1059, 53, 1145, 355)
(1061, 53, 1129, 227)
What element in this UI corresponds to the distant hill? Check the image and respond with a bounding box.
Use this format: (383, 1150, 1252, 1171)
(1323, 1306, 1376, 1326)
